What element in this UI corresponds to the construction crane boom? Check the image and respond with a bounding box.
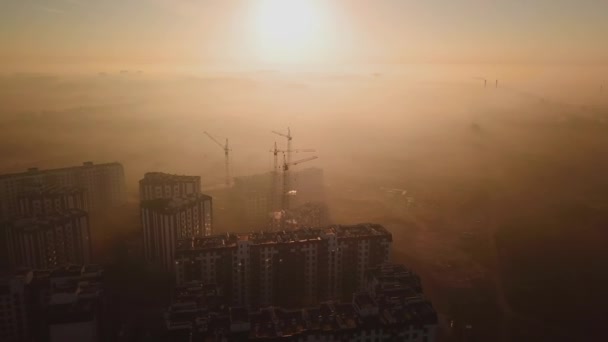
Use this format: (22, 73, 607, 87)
(269, 143, 315, 212)
(280, 152, 318, 214)
(204, 131, 231, 186)
(270, 148, 316, 153)
(285, 155, 318, 169)
(272, 127, 293, 164)
(204, 131, 225, 149)
(271, 130, 291, 139)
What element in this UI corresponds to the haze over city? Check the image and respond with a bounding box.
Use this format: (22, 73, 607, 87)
(1, 1, 607, 342)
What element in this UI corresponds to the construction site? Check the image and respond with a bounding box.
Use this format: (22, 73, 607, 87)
(203, 127, 329, 233)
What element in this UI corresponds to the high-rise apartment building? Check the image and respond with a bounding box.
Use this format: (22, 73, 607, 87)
(139, 172, 201, 201)
(174, 224, 392, 307)
(4, 210, 92, 269)
(0, 162, 126, 220)
(142, 194, 213, 271)
(17, 185, 88, 217)
(48, 291, 101, 342)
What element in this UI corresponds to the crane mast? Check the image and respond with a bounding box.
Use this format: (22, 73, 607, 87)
(204, 131, 231, 186)
(272, 127, 293, 164)
(281, 154, 318, 213)
(269, 142, 315, 213)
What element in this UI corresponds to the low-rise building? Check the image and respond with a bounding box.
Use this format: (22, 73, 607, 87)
(47, 292, 100, 342)
(0, 265, 104, 342)
(163, 265, 438, 341)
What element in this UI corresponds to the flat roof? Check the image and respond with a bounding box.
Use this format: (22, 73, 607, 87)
(177, 233, 238, 252)
(141, 194, 212, 213)
(0, 162, 123, 180)
(176, 224, 390, 253)
(165, 296, 437, 339)
(140, 172, 200, 184)
(18, 184, 85, 197)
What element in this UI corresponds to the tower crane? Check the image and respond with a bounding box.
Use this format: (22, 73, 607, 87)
(270, 142, 315, 173)
(272, 127, 293, 164)
(269, 142, 315, 211)
(281, 154, 318, 212)
(204, 131, 231, 186)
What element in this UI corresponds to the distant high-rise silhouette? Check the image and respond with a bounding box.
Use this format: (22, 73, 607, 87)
(0, 162, 126, 221)
(139, 172, 201, 201)
(17, 185, 88, 216)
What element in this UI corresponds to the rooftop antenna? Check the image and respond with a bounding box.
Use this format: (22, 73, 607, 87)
(204, 131, 231, 186)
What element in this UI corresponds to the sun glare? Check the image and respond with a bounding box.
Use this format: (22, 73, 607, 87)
(252, 0, 328, 64)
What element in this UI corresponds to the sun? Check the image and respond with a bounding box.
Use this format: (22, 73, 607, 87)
(252, 0, 328, 64)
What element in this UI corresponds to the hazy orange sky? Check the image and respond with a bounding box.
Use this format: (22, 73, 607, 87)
(1, 0, 608, 70)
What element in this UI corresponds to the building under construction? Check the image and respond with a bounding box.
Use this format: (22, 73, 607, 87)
(202, 127, 328, 231)
(206, 167, 328, 232)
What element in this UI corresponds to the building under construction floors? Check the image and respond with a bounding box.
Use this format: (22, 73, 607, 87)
(207, 168, 328, 232)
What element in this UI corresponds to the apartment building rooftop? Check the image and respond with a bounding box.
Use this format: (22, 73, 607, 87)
(141, 193, 211, 213)
(329, 223, 392, 239)
(47, 294, 97, 325)
(50, 265, 84, 279)
(140, 172, 200, 183)
(379, 299, 437, 327)
(164, 296, 437, 340)
(176, 233, 239, 252)
(18, 184, 84, 196)
(247, 228, 325, 245)
(0, 162, 122, 180)
(366, 263, 423, 297)
(176, 224, 391, 253)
